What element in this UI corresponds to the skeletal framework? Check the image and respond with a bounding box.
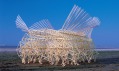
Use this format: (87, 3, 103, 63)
(16, 5, 100, 66)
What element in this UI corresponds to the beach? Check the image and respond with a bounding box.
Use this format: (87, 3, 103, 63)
(0, 48, 119, 71)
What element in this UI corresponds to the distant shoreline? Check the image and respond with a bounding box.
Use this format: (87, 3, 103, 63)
(95, 49, 119, 51)
(0, 47, 119, 52)
(0, 48, 16, 52)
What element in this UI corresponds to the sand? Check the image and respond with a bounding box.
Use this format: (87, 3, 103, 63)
(0, 51, 119, 71)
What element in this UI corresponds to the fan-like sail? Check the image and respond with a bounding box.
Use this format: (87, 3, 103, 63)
(16, 15, 28, 32)
(29, 19, 53, 30)
(61, 5, 100, 38)
(77, 17, 100, 38)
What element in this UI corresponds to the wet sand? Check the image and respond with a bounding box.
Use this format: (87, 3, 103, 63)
(0, 51, 119, 71)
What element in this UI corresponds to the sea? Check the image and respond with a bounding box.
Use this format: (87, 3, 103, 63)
(0, 46, 119, 52)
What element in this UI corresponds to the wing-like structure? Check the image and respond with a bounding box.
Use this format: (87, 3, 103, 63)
(16, 15, 28, 32)
(61, 5, 100, 38)
(29, 19, 53, 30)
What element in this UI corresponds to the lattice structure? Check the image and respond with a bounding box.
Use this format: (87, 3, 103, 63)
(16, 5, 100, 66)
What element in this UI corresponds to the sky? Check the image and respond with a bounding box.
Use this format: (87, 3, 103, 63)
(0, 0, 119, 48)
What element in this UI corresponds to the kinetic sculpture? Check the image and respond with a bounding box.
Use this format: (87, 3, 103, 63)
(16, 5, 100, 66)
